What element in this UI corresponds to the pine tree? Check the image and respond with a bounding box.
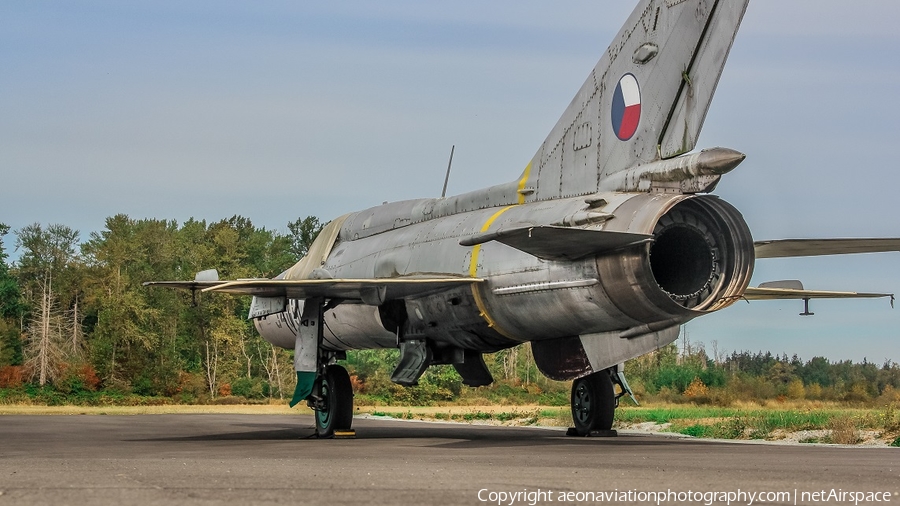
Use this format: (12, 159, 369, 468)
(0, 224, 25, 366)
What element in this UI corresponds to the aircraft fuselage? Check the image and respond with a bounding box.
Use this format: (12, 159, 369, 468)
(256, 189, 754, 374)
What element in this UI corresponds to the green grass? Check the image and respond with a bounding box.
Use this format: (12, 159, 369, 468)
(617, 404, 900, 443)
(366, 407, 545, 425)
(365, 404, 886, 442)
(619, 406, 850, 428)
(10, 384, 897, 445)
(363, 404, 899, 444)
(677, 424, 715, 438)
(616, 406, 742, 424)
(756, 410, 834, 430)
(0, 385, 174, 407)
(671, 417, 752, 439)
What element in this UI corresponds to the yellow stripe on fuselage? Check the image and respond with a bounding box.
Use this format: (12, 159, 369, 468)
(516, 161, 532, 205)
(468, 205, 516, 339)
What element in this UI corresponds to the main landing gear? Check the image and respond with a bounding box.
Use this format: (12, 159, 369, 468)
(569, 369, 616, 436)
(568, 366, 636, 436)
(310, 363, 354, 438)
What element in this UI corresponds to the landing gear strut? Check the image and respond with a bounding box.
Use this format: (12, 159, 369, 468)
(569, 369, 616, 436)
(311, 364, 354, 437)
(296, 297, 355, 438)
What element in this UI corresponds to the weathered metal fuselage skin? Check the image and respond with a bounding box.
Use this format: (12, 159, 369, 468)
(256, 187, 755, 367)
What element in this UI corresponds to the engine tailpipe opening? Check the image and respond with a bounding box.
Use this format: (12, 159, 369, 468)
(649, 197, 754, 312)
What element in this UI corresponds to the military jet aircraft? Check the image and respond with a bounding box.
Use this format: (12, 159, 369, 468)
(147, 0, 899, 437)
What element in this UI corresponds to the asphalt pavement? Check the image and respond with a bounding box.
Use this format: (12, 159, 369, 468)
(0, 414, 897, 505)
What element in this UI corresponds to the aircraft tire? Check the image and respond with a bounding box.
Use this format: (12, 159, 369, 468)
(570, 370, 615, 436)
(316, 364, 354, 437)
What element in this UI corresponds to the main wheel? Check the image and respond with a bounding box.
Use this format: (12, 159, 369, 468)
(315, 364, 354, 437)
(570, 370, 615, 436)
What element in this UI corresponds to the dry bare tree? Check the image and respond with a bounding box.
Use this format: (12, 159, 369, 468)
(24, 274, 68, 385)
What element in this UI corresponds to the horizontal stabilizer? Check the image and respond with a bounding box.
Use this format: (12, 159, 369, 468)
(203, 277, 482, 305)
(143, 268, 226, 291)
(754, 238, 900, 259)
(744, 284, 893, 302)
(459, 225, 651, 261)
(143, 279, 227, 290)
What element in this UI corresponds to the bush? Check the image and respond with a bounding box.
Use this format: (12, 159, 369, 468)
(876, 403, 900, 432)
(423, 366, 462, 397)
(724, 375, 776, 402)
(707, 387, 735, 407)
(176, 372, 207, 397)
(231, 377, 267, 399)
(786, 379, 805, 399)
(718, 417, 752, 439)
(55, 364, 101, 394)
(217, 382, 232, 397)
(827, 416, 859, 445)
(843, 383, 871, 403)
(683, 377, 710, 404)
(806, 383, 824, 400)
(654, 366, 699, 393)
(875, 386, 900, 406)
(131, 375, 156, 396)
(0, 365, 24, 388)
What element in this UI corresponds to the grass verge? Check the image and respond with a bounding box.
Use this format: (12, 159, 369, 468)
(617, 403, 900, 444)
(0, 403, 313, 416)
(3, 400, 898, 446)
(357, 402, 900, 445)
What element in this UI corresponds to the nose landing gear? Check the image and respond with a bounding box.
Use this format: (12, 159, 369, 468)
(310, 364, 354, 438)
(296, 297, 355, 438)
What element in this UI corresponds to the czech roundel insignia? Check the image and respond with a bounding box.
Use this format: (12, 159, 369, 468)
(611, 74, 641, 141)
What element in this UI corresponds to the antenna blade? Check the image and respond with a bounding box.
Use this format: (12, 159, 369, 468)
(441, 145, 455, 198)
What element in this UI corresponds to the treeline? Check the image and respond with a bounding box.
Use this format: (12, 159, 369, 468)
(1, 217, 899, 408)
(0, 215, 322, 403)
(627, 340, 900, 406)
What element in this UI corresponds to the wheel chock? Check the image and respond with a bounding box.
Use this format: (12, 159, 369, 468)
(334, 430, 356, 439)
(566, 428, 618, 437)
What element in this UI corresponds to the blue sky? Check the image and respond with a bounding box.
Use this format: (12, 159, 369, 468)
(2, 1, 898, 363)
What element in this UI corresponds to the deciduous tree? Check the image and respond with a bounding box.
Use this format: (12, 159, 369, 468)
(287, 216, 324, 259)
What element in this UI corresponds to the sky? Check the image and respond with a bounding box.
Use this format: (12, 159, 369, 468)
(2, 1, 899, 363)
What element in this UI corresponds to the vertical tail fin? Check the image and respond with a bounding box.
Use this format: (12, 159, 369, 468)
(521, 0, 750, 201)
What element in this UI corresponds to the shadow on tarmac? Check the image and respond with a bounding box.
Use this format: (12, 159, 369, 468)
(123, 416, 717, 450)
